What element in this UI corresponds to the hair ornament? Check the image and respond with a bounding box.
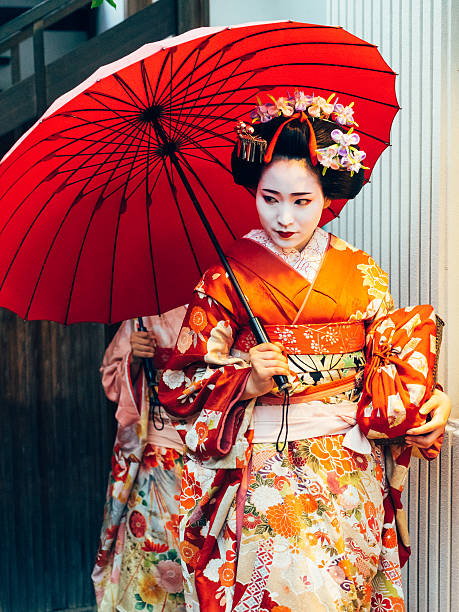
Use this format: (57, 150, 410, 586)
(316, 128, 369, 176)
(238, 90, 367, 174)
(234, 120, 267, 163)
(250, 90, 358, 127)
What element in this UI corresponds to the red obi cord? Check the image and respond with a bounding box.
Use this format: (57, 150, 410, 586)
(263, 111, 318, 166)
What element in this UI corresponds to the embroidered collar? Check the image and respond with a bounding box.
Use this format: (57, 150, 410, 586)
(244, 227, 329, 283)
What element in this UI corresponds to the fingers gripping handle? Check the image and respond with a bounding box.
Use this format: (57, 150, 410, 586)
(249, 317, 291, 392)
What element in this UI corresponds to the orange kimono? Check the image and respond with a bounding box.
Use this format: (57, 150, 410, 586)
(159, 228, 410, 612)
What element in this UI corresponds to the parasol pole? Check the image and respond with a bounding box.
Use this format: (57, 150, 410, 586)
(152, 119, 290, 392)
(137, 316, 164, 430)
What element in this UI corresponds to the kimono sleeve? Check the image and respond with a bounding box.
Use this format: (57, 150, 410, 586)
(158, 289, 252, 463)
(100, 319, 143, 428)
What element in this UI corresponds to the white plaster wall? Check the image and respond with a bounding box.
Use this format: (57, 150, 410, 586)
(96, 0, 126, 34)
(209, 0, 326, 26)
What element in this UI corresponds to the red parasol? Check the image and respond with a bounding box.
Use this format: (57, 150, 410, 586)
(0, 21, 399, 326)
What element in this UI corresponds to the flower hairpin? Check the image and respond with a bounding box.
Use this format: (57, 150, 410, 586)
(250, 90, 358, 127)
(236, 90, 367, 174)
(316, 128, 369, 176)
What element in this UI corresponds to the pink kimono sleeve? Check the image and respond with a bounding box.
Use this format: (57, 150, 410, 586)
(100, 319, 143, 428)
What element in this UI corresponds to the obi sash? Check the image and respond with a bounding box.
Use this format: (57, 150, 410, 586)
(233, 320, 366, 355)
(233, 320, 370, 453)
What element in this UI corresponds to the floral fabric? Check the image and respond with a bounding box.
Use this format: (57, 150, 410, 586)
(232, 438, 404, 611)
(159, 232, 410, 611)
(92, 309, 187, 611)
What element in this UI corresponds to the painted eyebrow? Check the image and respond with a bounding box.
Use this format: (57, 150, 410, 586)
(261, 188, 312, 196)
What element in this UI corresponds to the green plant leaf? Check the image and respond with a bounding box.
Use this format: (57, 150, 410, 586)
(135, 602, 146, 610)
(90, 0, 104, 7)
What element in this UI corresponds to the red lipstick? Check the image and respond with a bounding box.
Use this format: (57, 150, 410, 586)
(276, 231, 295, 239)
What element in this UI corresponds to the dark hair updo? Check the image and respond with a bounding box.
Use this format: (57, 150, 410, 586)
(231, 116, 365, 200)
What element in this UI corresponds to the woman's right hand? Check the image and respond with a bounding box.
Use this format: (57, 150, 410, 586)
(129, 330, 156, 364)
(242, 342, 290, 399)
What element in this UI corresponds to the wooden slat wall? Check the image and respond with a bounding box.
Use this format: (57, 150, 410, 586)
(325, 2, 457, 611)
(0, 312, 115, 611)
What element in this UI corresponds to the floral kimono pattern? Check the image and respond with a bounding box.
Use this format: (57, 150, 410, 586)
(159, 229, 408, 611)
(92, 307, 187, 612)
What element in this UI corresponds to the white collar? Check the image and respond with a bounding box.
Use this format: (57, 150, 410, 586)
(244, 227, 329, 283)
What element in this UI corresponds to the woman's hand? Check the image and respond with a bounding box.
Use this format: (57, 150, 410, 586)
(129, 330, 156, 380)
(405, 389, 451, 449)
(241, 342, 290, 400)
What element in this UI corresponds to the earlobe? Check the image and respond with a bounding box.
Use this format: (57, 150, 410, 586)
(324, 197, 332, 209)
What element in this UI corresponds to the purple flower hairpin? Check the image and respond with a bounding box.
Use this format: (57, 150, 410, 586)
(316, 128, 369, 176)
(243, 90, 368, 174)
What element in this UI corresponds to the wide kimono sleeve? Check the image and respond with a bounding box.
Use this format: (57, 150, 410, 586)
(158, 278, 253, 465)
(100, 318, 143, 429)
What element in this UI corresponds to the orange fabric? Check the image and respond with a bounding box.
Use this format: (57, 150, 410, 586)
(357, 305, 438, 445)
(223, 237, 388, 325)
(233, 320, 365, 355)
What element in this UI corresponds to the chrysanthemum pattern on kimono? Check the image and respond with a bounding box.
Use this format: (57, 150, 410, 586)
(159, 231, 408, 612)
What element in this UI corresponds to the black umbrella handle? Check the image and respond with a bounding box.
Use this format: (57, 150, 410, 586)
(137, 317, 164, 430)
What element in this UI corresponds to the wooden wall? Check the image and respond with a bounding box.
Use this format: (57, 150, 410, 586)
(0, 312, 116, 611)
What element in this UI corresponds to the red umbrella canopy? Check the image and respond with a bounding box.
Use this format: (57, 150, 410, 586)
(0, 21, 399, 324)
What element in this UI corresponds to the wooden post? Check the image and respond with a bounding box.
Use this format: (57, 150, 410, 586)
(33, 20, 47, 116)
(10, 44, 21, 84)
(176, 0, 209, 34)
(126, 0, 151, 18)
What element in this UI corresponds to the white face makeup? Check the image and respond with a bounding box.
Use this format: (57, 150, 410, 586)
(255, 157, 329, 251)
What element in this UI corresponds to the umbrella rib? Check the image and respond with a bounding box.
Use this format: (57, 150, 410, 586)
(159, 25, 355, 102)
(152, 48, 176, 107)
(178, 153, 236, 240)
(84, 92, 153, 134)
(71, 149, 164, 205)
(162, 158, 202, 278)
(0, 113, 142, 193)
(145, 120, 161, 315)
(177, 67, 260, 143)
(81, 90, 141, 111)
(141, 60, 153, 108)
(20, 120, 147, 317)
(169, 45, 203, 141)
(53, 149, 156, 192)
(176, 51, 241, 142)
(0, 115, 145, 244)
(164, 38, 388, 108)
(63, 119, 148, 324)
(169, 113, 235, 144)
(176, 129, 231, 169)
(155, 29, 225, 106)
(112, 73, 148, 109)
(107, 118, 151, 324)
(170, 63, 398, 113)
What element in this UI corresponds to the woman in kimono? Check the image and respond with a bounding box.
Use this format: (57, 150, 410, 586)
(92, 306, 187, 612)
(158, 93, 451, 611)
